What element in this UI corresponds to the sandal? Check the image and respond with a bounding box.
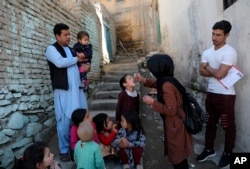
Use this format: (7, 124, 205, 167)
(59, 153, 71, 162)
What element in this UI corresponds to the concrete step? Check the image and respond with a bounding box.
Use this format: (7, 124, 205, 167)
(89, 99, 117, 111)
(103, 63, 138, 72)
(94, 90, 120, 99)
(89, 110, 116, 119)
(105, 70, 137, 76)
(98, 82, 140, 91)
(102, 75, 122, 83)
(98, 82, 120, 91)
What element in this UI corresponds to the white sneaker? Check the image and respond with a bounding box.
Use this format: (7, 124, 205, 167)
(123, 164, 130, 169)
(136, 165, 143, 169)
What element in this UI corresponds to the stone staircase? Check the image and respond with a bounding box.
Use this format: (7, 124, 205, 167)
(88, 59, 139, 120)
(87, 58, 140, 169)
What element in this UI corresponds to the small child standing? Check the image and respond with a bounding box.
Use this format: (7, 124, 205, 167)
(13, 142, 61, 169)
(116, 74, 140, 127)
(93, 113, 118, 157)
(74, 121, 105, 169)
(111, 111, 146, 169)
(73, 31, 92, 91)
(70, 108, 99, 161)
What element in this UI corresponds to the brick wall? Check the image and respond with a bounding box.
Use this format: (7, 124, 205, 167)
(0, 0, 114, 168)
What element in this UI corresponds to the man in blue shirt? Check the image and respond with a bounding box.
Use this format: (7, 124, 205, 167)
(45, 23, 88, 161)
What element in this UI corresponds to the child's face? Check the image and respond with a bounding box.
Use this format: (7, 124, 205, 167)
(79, 36, 89, 45)
(39, 147, 54, 169)
(104, 116, 113, 130)
(120, 115, 132, 130)
(123, 75, 136, 89)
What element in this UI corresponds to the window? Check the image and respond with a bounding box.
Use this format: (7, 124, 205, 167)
(223, 0, 237, 10)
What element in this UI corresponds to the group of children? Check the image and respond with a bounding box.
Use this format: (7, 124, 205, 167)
(13, 73, 146, 169)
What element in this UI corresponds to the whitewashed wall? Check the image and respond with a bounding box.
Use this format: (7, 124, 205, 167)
(158, 0, 250, 152)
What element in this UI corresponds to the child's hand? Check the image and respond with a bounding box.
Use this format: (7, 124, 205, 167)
(119, 137, 130, 148)
(112, 124, 118, 133)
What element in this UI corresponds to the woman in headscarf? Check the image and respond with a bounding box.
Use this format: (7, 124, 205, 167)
(134, 54, 193, 169)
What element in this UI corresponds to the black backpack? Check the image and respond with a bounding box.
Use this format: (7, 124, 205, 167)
(181, 92, 204, 134)
(156, 77, 204, 135)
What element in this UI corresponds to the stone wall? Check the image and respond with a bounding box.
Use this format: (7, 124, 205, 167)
(0, 0, 114, 168)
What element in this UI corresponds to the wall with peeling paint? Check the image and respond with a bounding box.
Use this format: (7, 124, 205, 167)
(158, 0, 250, 152)
(95, 0, 160, 55)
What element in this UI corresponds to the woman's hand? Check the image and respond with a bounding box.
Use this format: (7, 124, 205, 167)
(143, 95, 155, 105)
(134, 73, 146, 83)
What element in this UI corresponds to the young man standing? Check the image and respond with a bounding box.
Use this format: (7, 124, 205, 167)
(45, 23, 88, 161)
(197, 20, 237, 168)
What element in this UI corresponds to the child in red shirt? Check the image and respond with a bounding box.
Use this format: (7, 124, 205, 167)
(93, 113, 118, 157)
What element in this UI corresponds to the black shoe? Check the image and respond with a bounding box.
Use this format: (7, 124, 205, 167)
(218, 152, 230, 168)
(196, 149, 216, 162)
(59, 153, 71, 162)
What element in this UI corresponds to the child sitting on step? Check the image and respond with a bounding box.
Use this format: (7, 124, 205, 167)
(111, 111, 146, 169)
(93, 113, 118, 157)
(116, 74, 140, 128)
(70, 108, 99, 161)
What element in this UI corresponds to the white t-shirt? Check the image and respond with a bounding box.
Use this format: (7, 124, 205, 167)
(201, 44, 237, 95)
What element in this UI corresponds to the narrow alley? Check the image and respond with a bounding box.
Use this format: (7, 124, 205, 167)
(1, 1, 249, 169)
(49, 54, 225, 169)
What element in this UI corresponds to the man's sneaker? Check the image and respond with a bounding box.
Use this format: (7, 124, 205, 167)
(196, 149, 216, 162)
(218, 152, 230, 168)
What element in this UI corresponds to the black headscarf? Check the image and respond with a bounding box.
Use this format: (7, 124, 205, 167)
(146, 54, 174, 78)
(147, 54, 186, 104)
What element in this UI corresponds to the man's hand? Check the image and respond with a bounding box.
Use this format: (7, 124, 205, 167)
(199, 62, 211, 77)
(76, 52, 85, 62)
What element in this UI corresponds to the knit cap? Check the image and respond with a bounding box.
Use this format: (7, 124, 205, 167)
(77, 121, 94, 142)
